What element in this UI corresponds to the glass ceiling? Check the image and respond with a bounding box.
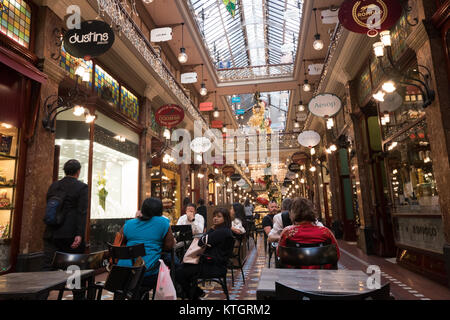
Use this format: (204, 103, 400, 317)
(227, 91, 290, 132)
(187, 0, 304, 81)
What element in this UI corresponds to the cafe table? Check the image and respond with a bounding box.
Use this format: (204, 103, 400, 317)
(0, 270, 96, 300)
(256, 268, 382, 300)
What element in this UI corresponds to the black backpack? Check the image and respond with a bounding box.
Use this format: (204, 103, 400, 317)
(44, 182, 67, 227)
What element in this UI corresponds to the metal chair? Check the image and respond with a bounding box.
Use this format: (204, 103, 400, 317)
(276, 244, 339, 269)
(267, 242, 278, 268)
(275, 282, 393, 300)
(171, 225, 193, 259)
(103, 265, 146, 300)
(227, 234, 246, 286)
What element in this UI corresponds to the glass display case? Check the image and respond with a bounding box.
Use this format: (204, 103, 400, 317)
(0, 122, 19, 272)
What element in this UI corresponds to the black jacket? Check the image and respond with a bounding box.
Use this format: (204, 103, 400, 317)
(43, 176, 88, 240)
(199, 227, 234, 266)
(196, 205, 207, 229)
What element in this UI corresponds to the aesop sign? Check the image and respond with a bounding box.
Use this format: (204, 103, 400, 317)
(63, 20, 115, 59)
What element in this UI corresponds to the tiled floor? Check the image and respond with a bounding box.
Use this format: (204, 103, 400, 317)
(48, 235, 450, 300)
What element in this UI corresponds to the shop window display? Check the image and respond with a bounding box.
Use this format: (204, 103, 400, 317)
(386, 120, 439, 214)
(0, 122, 19, 272)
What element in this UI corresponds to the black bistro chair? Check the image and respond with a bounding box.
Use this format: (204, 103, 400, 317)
(171, 225, 193, 260)
(276, 243, 339, 269)
(51, 251, 90, 300)
(227, 234, 246, 286)
(275, 282, 393, 300)
(103, 265, 146, 300)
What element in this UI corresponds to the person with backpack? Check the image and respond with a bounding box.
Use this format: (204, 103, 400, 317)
(42, 159, 88, 271)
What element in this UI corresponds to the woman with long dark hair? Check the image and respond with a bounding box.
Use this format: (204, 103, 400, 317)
(175, 207, 234, 300)
(230, 202, 246, 234)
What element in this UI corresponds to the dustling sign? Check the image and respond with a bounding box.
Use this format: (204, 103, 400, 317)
(308, 94, 342, 118)
(63, 20, 115, 60)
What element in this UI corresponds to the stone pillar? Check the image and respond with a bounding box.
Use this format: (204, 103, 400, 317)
(413, 1, 450, 286)
(139, 97, 152, 203)
(16, 6, 65, 271)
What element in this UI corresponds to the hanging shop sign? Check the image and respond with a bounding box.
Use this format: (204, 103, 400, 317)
(308, 93, 342, 118)
(230, 173, 241, 182)
(155, 104, 184, 128)
(190, 137, 212, 153)
(199, 102, 214, 112)
(180, 72, 198, 84)
(308, 64, 324, 75)
(211, 120, 223, 128)
(288, 163, 301, 173)
(321, 8, 340, 24)
(231, 96, 241, 103)
(338, 0, 402, 37)
(298, 130, 321, 148)
(235, 109, 245, 115)
(212, 156, 226, 167)
(63, 20, 115, 60)
(150, 27, 173, 42)
(222, 165, 235, 176)
(291, 151, 309, 164)
(297, 112, 308, 122)
(236, 179, 247, 187)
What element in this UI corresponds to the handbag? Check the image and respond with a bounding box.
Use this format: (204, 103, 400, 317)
(182, 235, 208, 264)
(154, 259, 177, 300)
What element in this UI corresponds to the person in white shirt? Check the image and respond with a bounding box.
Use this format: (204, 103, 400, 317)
(268, 197, 323, 243)
(230, 203, 246, 234)
(176, 203, 205, 235)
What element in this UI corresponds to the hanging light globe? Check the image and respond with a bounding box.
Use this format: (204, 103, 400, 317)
(199, 83, 207, 96)
(178, 47, 188, 64)
(213, 108, 219, 118)
(313, 34, 324, 51)
(303, 80, 311, 92)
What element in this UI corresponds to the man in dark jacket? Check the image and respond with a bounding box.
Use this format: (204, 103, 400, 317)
(42, 159, 88, 270)
(196, 199, 207, 230)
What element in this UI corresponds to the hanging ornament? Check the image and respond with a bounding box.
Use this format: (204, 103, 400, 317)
(298, 130, 321, 148)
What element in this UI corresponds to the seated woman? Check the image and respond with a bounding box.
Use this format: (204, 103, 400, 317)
(230, 203, 246, 235)
(117, 197, 176, 287)
(277, 197, 340, 269)
(175, 208, 234, 300)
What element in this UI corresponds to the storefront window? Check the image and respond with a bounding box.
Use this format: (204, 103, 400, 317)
(0, 122, 19, 272)
(386, 120, 439, 214)
(381, 83, 426, 141)
(161, 167, 180, 223)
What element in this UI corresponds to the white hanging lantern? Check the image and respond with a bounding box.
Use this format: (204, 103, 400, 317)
(297, 130, 321, 148)
(190, 137, 212, 153)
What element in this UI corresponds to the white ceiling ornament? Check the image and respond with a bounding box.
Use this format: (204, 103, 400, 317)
(298, 130, 321, 148)
(190, 137, 212, 153)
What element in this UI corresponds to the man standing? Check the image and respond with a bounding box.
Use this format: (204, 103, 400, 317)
(42, 159, 88, 270)
(196, 199, 207, 230)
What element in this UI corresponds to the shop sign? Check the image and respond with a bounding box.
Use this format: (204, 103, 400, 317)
(297, 130, 321, 148)
(321, 8, 340, 24)
(211, 120, 223, 128)
(199, 102, 213, 112)
(230, 173, 241, 182)
(212, 156, 226, 167)
(236, 179, 247, 187)
(63, 20, 115, 60)
(308, 94, 342, 118)
(393, 216, 445, 254)
(235, 109, 245, 115)
(150, 27, 173, 42)
(222, 165, 235, 176)
(288, 163, 301, 173)
(308, 64, 324, 75)
(338, 0, 402, 37)
(291, 152, 309, 164)
(180, 72, 198, 84)
(155, 104, 184, 128)
(231, 96, 241, 103)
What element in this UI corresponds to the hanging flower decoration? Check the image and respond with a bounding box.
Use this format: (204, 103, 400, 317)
(248, 92, 272, 134)
(97, 170, 108, 211)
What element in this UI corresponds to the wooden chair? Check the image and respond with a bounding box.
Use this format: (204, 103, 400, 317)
(103, 265, 146, 300)
(275, 282, 393, 300)
(276, 244, 339, 269)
